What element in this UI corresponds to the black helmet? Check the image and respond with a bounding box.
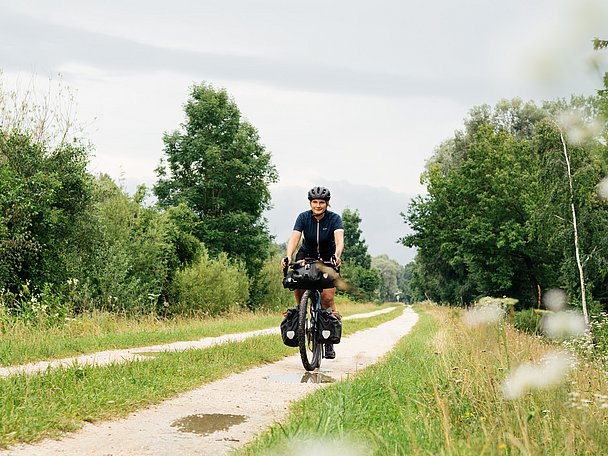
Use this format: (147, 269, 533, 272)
(308, 186, 331, 201)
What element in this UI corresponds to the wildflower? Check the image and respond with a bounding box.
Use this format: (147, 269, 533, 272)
(542, 310, 586, 340)
(598, 177, 608, 200)
(557, 110, 603, 145)
(463, 299, 505, 327)
(543, 288, 567, 311)
(502, 350, 575, 400)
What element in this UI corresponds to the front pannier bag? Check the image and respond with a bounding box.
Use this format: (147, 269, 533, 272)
(280, 308, 299, 347)
(317, 309, 342, 344)
(282, 262, 335, 290)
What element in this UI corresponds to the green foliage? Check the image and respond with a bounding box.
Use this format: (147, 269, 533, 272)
(403, 97, 608, 310)
(372, 254, 408, 302)
(154, 82, 278, 309)
(170, 250, 249, 316)
(513, 309, 542, 335)
(342, 208, 371, 268)
(74, 176, 176, 313)
(341, 208, 380, 301)
(0, 130, 93, 292)
(248, 246, 294, 312)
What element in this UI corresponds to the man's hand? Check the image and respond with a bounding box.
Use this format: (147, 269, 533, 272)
(280, 256, 289, 269)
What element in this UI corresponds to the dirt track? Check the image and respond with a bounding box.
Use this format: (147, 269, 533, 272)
(2, 306, 418, 456)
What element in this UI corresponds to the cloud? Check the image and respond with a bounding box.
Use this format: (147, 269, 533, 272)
(0, 7, 499, 102)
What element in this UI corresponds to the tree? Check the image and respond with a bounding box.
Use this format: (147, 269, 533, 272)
(341, 208, 380, 300)
(154, 83, 278, 306)
(402, 96, 608, 312)
(402, 100, 557, 306)
(0, 130, 93, 291)
(372, 254, 404, 302)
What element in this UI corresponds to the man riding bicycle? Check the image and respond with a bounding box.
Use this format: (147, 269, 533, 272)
(280, 186, 344, 359)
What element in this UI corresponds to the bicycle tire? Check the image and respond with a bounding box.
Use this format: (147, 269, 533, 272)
(298, 289, 322, 371)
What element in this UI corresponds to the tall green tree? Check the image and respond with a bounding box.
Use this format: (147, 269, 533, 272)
(372, 254, 404, 302)
(154, 83, 278, 306)
(0, 130, 92, 291)
(341, 208, 380, 301)
(403, 97, 608, 310)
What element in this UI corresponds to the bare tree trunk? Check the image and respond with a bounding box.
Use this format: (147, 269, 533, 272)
(553, 121, 589, 327)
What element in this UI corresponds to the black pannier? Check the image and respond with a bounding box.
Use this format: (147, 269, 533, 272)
(280, 308, 299, 347)
(282, 262, 335, 290)
(317, 309, 342, 344)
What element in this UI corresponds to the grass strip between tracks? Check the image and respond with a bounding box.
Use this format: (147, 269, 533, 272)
(0, 306, 404, 448)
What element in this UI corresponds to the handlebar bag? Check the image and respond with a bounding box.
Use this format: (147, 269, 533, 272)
(282, 262, 335, 289)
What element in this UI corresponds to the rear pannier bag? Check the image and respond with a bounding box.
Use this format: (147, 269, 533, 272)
(317, 309, 342, 344)
(280, 308, 299, 347)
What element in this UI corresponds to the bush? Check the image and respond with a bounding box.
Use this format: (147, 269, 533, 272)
(0, 282, 73, 328)
(513, 308, 542, 334)
(249, 253, 294, 312)
(170, 251, 249, 316)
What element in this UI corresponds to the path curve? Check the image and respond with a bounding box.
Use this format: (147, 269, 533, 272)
(3, 306, 418, 455)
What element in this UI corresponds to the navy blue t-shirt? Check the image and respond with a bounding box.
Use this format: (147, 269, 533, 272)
(293, 210, 343, 260)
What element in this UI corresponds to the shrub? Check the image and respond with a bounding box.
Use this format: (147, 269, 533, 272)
(249, 253, 294, 312)
(170, 251, 249, 316)
(513, 308, 542, 334)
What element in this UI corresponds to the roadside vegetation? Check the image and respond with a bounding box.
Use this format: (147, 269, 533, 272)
(0, 306, 403, 448)
(240, 303, 608, 455)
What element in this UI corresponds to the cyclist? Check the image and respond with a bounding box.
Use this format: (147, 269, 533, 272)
(280, 186, 344, 359)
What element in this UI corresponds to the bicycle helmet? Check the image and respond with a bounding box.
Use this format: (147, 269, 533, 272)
(308, 186, 331, 201)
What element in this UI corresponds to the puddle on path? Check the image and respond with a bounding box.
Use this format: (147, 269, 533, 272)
(268, 371, 336, 384)
(171, 413, 247, 435)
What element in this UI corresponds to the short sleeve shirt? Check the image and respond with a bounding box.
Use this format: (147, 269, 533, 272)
(293, 210, 344, 260)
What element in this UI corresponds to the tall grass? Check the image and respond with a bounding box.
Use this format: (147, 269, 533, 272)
(240, 304, 608, 455)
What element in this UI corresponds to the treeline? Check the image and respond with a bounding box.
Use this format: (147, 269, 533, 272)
(403, 66, 608, 312)
(0, 79, 404, 324)
(0, 82, 296, 321)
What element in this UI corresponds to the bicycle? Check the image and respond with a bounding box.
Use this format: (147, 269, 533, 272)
(282, 258, 339, 371)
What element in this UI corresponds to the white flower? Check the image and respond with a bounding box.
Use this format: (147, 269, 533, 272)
(543, 288, 567, 311)
(463, 301, 505, 327)
(542, 311, 587, 340)
(597, 177, 608, 201)
(502, 350, 575, 400)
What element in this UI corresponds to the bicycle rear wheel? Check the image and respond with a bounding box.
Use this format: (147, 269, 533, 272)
(297, 289, 322, 371)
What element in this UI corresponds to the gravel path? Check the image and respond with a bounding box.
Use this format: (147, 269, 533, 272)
(2, 306, 418, 455)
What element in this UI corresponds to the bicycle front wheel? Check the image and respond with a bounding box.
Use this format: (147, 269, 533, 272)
(297, 289, 322, 371)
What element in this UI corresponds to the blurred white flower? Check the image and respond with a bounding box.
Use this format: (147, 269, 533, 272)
(463, 299, 505, 327)
(502, 350, 575, 400)
(597, 177, 608, 201)
(543, 288, 567, 311)
(276, 437, 369, 456)
(557, 111, 603, 145)
(542, 310, 587, 340)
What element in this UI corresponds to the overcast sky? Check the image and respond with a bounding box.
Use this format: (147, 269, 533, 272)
(1, 0, 607, 264)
